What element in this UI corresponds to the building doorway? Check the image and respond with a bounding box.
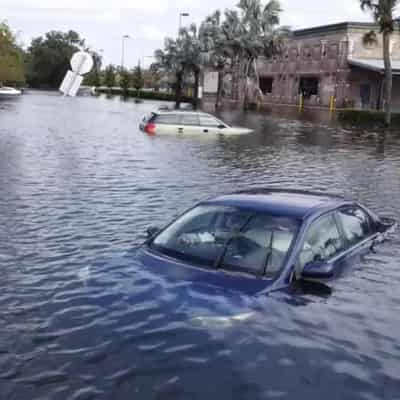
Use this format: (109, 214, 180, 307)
(299, 77, 319, 98)
(360, 84, 371, 109)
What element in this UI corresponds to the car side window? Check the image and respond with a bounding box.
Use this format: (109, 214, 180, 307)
(336, 206, 373, 246)
(199, 116, 221, 127)
(155, 114, 180, 124)
(180, 114, 200, 126)
(297, 214, 345, 270)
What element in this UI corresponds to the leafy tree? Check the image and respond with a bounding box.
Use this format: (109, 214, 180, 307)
(179, 24, 203, 109)
(132, 62, 144, 92)
(360, 0, 399, 126)
(0, 21, 25, 84)
(26, 30, 84, 88)
(199, 10, 230, 110)
(104, 65, 116, 89)
(84, 50, 102, 87)
(154, 29, 203, 109)
(225, 0, 288, 109)
(154, 38, 187, 109)
(119, 67, 131, 95)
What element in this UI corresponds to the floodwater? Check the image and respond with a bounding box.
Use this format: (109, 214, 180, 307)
(0, 91, 399, 400)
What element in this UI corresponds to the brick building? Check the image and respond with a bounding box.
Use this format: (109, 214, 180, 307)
(256, 22, 400, 110)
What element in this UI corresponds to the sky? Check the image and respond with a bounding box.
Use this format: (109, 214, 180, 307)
(3, 0, 372, 69)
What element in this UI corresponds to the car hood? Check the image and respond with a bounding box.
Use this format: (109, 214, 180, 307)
(130, 246, 272, 297)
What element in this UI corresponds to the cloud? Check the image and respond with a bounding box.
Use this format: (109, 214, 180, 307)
(3, 0, 387, 67)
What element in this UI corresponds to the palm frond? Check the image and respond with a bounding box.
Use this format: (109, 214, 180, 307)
(362, 29, 378, 45)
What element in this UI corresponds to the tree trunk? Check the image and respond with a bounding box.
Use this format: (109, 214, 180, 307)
(175, 70, 183, 109)
(243, 58, 252, 111)
(193, 68, 199, 110)
(215, 67, 224, 111)
(383, 31, 392, 126)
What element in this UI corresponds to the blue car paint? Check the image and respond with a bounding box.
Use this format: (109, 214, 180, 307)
(135, 247, 272, 296)
(133, 190, 393, 296)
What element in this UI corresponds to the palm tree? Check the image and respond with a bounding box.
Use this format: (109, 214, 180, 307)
(154, 38, 188, 109)
(217, 0, 287, 109)
(236, 0, 288, 109)
(155, 26, 204, 109)
(360, 0, 399, 126)
(179, 24, 203, 109)
(200, 10, 231, 110)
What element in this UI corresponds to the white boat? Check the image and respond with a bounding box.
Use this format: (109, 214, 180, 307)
(0, 86, 22, 99)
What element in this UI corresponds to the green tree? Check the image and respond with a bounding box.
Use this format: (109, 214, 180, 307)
(179, 24, 203, 109)
(120, 67, 131, 96)
(199, 10, 230, 110)
(146, 64, 162, 90)
(26, 30, 84, 88)
(104, 65, 116, 89)
(360, 0, 399, 126)
(84, 50, 102, 87)
(228, 0, 288, 109)
(132, 62, 144, 92)
(154, 38, 187, 109)
(0, 21, 25, 85)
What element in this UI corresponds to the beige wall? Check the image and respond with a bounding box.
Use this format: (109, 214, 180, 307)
(348, 29, 400, 60)
(257, 29, 351, 106)
(255, 24, 400, 109)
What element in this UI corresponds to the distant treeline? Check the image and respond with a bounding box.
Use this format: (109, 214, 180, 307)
(0, 21, 161, 91)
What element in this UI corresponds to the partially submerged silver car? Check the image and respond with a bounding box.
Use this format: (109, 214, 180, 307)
(140, 111, 253, 136)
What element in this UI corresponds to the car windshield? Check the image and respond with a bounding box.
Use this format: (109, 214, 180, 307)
(149, 204, 299, 278)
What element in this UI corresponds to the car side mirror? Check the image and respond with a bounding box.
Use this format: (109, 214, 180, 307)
(376, 217, 396, 233)
(217, 124, 226, 129)
(146, 226, 160, 239)
(301, 261, 334, 280)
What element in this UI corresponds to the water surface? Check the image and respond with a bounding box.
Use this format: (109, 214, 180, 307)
(0, 92, 399, 399)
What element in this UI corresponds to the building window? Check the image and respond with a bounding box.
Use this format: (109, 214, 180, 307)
(299, 77, 319, 98)
(328, 44, 339, 58)
(303, 47, 311, 59)
(313, 44, 322, 60)
(260, 77, 274, 94)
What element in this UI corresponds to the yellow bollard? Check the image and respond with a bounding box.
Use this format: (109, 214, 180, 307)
(299, 93, 304, 112)
(329, 95, 336, 112)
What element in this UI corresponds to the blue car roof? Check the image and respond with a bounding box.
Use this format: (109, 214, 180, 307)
(205, 188, 348, 220)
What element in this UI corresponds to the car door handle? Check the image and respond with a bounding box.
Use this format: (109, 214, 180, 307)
(203, 129, 208, 133)
(178, 127, 183, 133)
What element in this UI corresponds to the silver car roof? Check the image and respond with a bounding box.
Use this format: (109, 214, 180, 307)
(155, 111, 216, 117)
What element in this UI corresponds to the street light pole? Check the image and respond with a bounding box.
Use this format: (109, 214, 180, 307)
(121, 35, 130, 69)
(179, 12, 189, 34)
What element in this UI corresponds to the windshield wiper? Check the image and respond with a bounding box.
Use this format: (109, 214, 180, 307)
(213, 213, 254, 269)
(262, 230, 274, 276)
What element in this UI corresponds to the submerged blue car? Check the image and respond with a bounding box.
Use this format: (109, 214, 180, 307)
(133, 189, 395, 295)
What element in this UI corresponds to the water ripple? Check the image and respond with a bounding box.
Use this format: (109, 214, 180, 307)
(0, 92, 399, 399)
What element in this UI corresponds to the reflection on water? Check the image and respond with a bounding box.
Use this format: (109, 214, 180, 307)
(0, 91, 399, 399)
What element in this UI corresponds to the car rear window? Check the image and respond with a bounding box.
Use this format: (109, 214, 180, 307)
(180, 114, 200, 126)
(143, 112, 156, 122)
(154, 114, 180, 124)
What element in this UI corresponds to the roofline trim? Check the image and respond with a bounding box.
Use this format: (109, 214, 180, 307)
(293, 21, 384, 37)
(348, 58, 400, 74)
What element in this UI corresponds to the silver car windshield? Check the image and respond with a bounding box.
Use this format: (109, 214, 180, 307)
(150, 205, 299, 277)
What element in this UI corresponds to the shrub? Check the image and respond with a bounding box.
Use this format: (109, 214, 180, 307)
(338, 109, 400, 128)
(95, 87, 193, 103)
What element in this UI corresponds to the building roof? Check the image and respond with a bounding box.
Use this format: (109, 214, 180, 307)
(294, 22, 382, 37)
(348, 58, 400, 75)
(205, 189, 346, 220)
